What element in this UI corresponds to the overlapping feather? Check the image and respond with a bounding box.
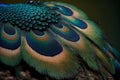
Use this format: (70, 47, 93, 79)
(0, 1, 120, 79)
(0, 23, 21, 66)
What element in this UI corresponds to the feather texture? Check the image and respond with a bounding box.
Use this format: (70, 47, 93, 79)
(0, 23, 21, 66)
(0, 1, 120, 79)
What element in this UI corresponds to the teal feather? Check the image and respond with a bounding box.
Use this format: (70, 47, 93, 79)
(0, 23, 21, 66)
(0, 1, 120, 80)
(0, 23, 21, 49)
(49, 28, 99, 71)
(51, 23, 80, 42)
(25, 30, 63, 56)
(55, 5, 73, 16)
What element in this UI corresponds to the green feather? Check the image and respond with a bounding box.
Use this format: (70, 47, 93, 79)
(0, 23, 21, 66)
(49, 29, 99, 71)
(21, 37, 80, 79)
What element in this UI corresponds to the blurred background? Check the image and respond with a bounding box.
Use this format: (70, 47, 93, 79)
(0, 0, 120, 51)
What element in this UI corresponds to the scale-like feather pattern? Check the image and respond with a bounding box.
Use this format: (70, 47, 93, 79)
(46, 2, 120, 78)
(0, 1, 120, 80)
(22, 33, 79, 79)
(49, 27, 98, 71)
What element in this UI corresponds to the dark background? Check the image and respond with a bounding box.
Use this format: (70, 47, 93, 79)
(1, 0, 120, 51)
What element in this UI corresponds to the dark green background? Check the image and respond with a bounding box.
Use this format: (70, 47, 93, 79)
(1, 0, 120, 51)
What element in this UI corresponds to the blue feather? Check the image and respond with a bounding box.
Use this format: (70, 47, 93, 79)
(26, 30, 63, 56)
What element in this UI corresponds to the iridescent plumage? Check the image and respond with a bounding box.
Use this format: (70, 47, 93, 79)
(0, 1, 120, 79)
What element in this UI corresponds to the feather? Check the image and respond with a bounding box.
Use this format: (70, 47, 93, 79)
(0, 23, 21, 66)
(49, 23, 98, 71)
(46, 1, 120, 78)
(45, 2, 88, 19)
(22, 30, 80, 79)
(51, 23, 80, 42)
(0, 1, 120, 79)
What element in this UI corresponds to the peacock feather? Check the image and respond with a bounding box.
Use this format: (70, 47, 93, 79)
(0, 1, 120, 79)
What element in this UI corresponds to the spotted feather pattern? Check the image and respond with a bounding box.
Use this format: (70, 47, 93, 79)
(0, 1, 120, 79)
